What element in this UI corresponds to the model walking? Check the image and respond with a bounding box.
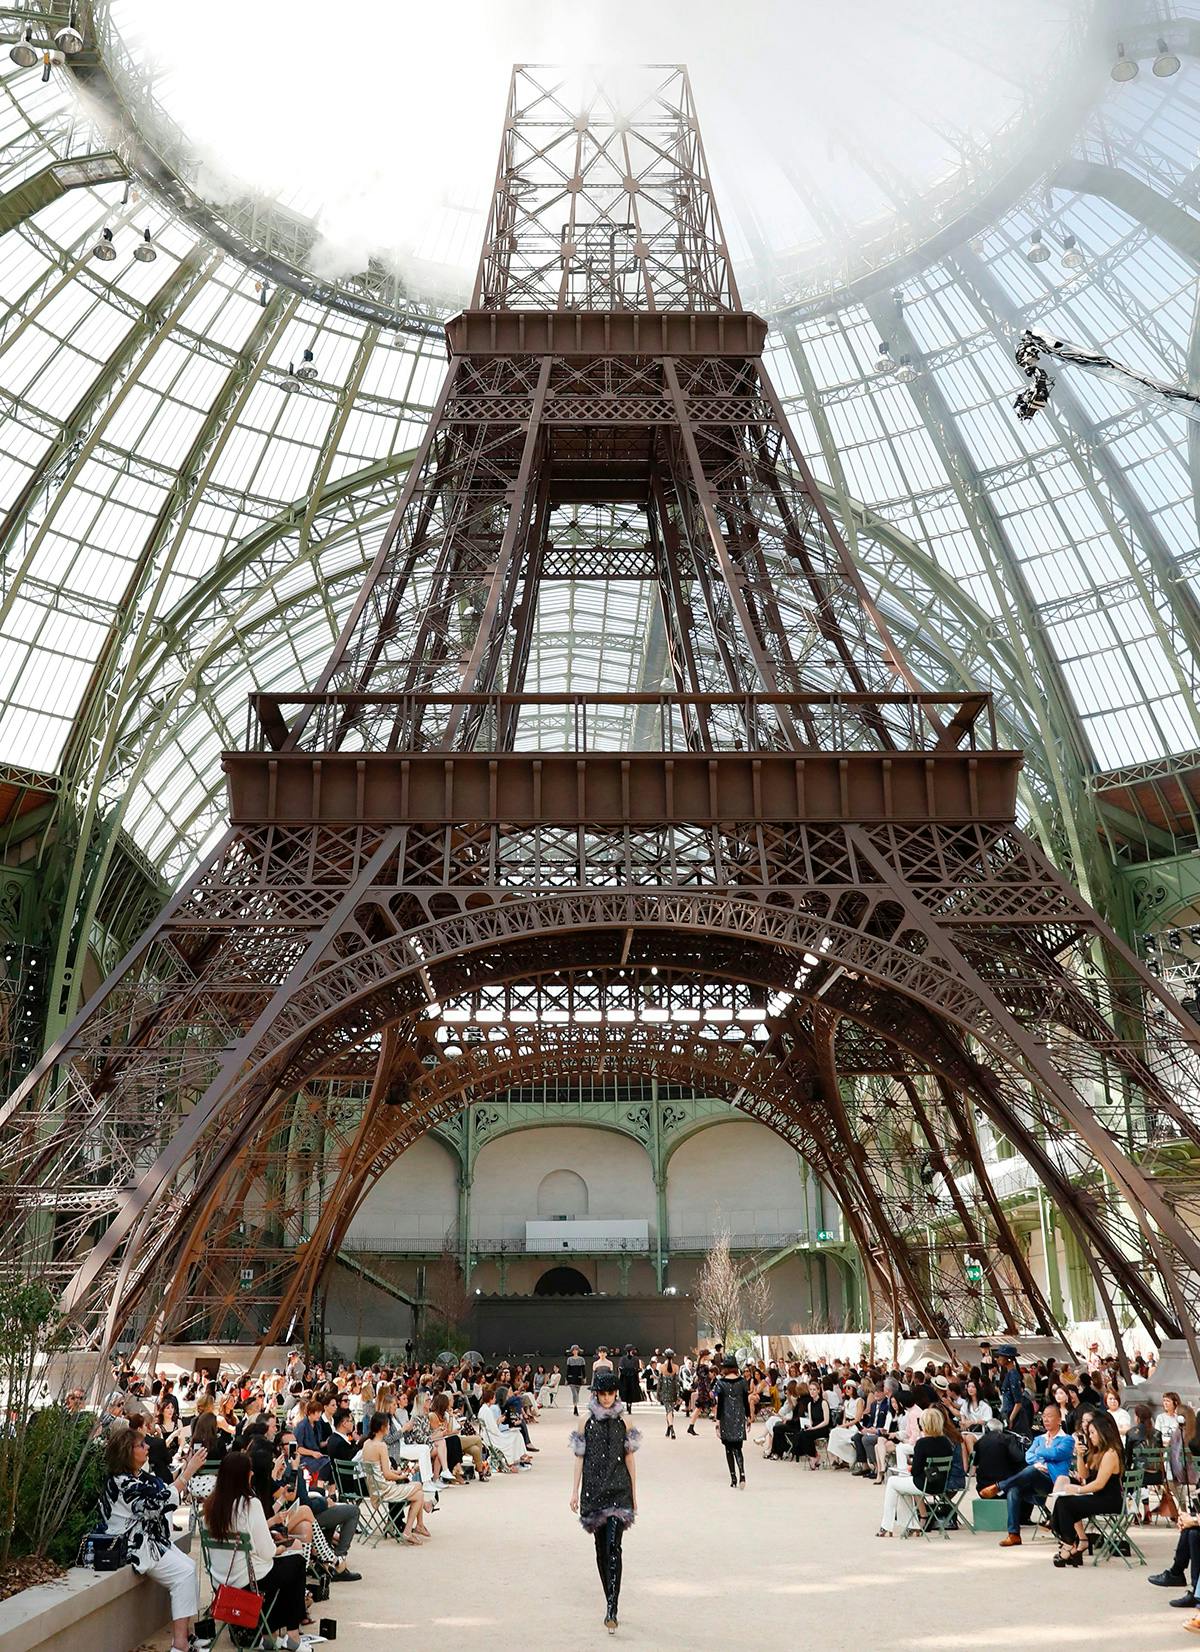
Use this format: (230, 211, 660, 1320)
(570, 1368, 641, 1634)
(566, 1345, 587, 1416)
(686, 1350, 714, 1435)
(658, 1350, 680, 1439)
(713, 1354, 750, 1487)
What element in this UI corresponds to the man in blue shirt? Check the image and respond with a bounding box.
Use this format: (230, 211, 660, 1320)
(980, 1402, 1074, 1545)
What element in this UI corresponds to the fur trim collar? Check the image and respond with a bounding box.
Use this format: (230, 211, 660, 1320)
(587, 1395, 627, 1423)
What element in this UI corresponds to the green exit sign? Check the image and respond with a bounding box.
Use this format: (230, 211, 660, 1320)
(816, 1229, 835, 1242)
(966, 1264, 984, 1282)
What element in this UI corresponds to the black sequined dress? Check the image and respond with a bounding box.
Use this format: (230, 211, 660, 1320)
(569, 1396, 642, 1531)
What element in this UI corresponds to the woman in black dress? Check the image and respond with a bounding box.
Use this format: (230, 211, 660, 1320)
(686, 1352, 714, 1436)
(785, 1379, 832, 1469)
(1051, 1412, 1124, 1565)
(570, 1369, 641, 1634)
(618, 1346, 643, 1410)
(657, 1351, 681, 1440)
(713, 1354, 750, 1488)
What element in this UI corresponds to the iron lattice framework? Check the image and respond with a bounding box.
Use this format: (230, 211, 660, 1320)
(4, 65, 1200, 1371)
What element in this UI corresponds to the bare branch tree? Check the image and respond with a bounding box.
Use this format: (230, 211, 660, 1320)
(694, 1229, 743, 1345)
(424, 1232, 472, 1350)
(742, 1266, 773, 1340)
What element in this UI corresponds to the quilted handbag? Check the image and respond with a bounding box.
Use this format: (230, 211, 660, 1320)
(212, 1547, 263, 1627)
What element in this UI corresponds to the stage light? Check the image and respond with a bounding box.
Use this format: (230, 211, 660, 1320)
(92, 226, 116, 262)
(872, 341, 895, 376)
(9, 29, 37, 68)
(1153, 38, 1181, 76)
(1026, 228, 1050, 264)
(295, 347, 318, 381)
(132, 227, 156, 263)
(1060, 232, 1085, 272)
(1110, 43, 1138, 82)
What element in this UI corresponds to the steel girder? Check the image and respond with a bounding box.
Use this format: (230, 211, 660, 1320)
(6, 64, 1200, 1377)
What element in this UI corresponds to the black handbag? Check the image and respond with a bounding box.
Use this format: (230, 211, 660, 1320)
(90, 1530, 130, 1571)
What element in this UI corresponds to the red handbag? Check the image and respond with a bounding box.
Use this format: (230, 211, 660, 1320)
(212, 1547, 264, 1627)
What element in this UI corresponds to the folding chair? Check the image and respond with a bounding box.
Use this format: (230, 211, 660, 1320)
(185, 1460, 224, 1532)
(1133, 1443, 1166, 1523)
(199, 1531, 277, 1649)
(331, 1456, 394, 1547)
(896, 1456, 956, 1540)
(1090, 1464, 1147, 1568)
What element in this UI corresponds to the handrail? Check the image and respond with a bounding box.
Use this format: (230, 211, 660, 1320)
(244, 689, 999, 755)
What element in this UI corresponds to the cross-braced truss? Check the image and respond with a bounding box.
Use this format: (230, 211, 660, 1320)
(3, 65, 1200, 1375)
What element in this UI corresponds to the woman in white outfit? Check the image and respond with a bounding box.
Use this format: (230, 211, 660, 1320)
(878, 1408, 954, 1536)
(98, 1428, 207, 1652)
(828, 1380, 867, 1467)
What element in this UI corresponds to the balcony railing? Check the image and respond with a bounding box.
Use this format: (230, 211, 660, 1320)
(339, 1231, 837, 1257)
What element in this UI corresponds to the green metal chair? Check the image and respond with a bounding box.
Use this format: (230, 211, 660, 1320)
(332, 1455, 396, 1546)
(1089, 1463, 1147, 1567)
(896, 1454, 957, 1540)
(199, 1530, 277, 1649)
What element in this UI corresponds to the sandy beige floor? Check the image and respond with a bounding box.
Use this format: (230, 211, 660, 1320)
(156, 1402, 1190, 1651)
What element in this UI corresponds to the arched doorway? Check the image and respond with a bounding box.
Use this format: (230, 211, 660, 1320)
(534, 1265, 592, 1297)
(537, 1167, 588, 1217)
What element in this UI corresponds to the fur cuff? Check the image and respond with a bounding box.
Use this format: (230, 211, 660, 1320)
(624, 1426, 643, 1454)
(568, 1429, 586, 1457)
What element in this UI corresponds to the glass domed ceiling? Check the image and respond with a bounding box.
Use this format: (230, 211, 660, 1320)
(0, 0, 1195, 899)
(110, 0, 1094, 307)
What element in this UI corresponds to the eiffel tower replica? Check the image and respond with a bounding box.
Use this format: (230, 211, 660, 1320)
(4, 65, 1200, 1375)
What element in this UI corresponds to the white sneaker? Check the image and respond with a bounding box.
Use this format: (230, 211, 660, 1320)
(439, 1470, 456, 1484)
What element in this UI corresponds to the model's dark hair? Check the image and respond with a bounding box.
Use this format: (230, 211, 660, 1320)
(203, 1451, 253, 1540)
(367, 1411, 389, 1439)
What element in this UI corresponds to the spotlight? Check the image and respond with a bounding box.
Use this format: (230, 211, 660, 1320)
(295, 347, 318, 382)
(1061, 232, 1085, 272)
(132, 226, 156, 263)
(92, 226, 116, 262)
(1153, 38, 1181, 77)
(1025, 228, 1050, 264)
(894, 354, 918, 384)
(1110, 42, 1138, 82)
(282, 363, 299, 391)
(54, 23, 84, 55)
(9, 28, 37, 68)
(872, 341, 895, 376)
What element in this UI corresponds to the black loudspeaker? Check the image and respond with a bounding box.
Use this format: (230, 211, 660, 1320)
(319, 1619, 337, 1640)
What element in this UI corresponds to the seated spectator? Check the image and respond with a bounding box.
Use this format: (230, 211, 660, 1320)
(479, 1384, 533, 1471)
(779, 1380, 831, 1469)
(850, 1387, 895, 1479)
(980, 1401, 1073, 1547)
(202, 1452, 309, 1650)
(1104, 1386, 1131, 1437)
(98, 1425, 208, 1652)
(1050, 1413, 1124, 1565)
(429, 1391, 477, 1482)
(828, 1380, 867, 1468)
(497, 1384, 536, 1452)
(294, 1398, 331, 1483)
(876, 1407, 954, 1537)
(360, 1413, 428, 1543)
(1149, 1507, 1200, 1609)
